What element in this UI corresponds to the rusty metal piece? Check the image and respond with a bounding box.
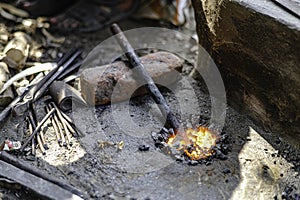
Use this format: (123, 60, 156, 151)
(3, 32, 32, 69)
(98, 140, 114, 149)
(20, 19, 37, 33)
(49, 81, 86, 112)
(110, 23, 180, 131)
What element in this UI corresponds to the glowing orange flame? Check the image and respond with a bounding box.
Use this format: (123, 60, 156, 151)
(167, 127, 219, 160)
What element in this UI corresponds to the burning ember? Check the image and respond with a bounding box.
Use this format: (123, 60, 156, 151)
(167, 127, 219, 160)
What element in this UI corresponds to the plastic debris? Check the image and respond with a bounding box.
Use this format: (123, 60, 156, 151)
(0, 139, 22, 151)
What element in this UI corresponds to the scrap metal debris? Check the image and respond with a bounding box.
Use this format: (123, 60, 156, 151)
(0, 3, 29, 18)
(0, 4, 85, 159)
(98, 140, 125, 151)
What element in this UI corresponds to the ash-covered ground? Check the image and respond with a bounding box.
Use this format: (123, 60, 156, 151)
(1, 11, 300, 200)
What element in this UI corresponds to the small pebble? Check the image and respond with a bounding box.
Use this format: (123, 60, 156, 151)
(188, 160, 198, 166)
(275, 138, 281, 144)
(222, 168, 231, 174)
(138, 145, 150, 151)
(216, 150, 228, 160)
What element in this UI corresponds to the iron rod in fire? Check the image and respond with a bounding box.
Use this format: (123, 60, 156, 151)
(110, 23, 180, 131)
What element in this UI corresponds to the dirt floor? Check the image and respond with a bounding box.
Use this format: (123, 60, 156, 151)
(1, 8, 300, 200)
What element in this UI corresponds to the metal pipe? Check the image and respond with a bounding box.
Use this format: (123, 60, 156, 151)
(110, 23, 180, 131)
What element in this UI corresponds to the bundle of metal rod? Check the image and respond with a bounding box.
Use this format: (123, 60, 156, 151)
(19, 99, 81, 155)
(110, 23, 181, 132)
(20, 108, 55, 152)
(47, 102, 70, 147)
(0, 49, 82, 124)
(27, 111, 46, 155)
